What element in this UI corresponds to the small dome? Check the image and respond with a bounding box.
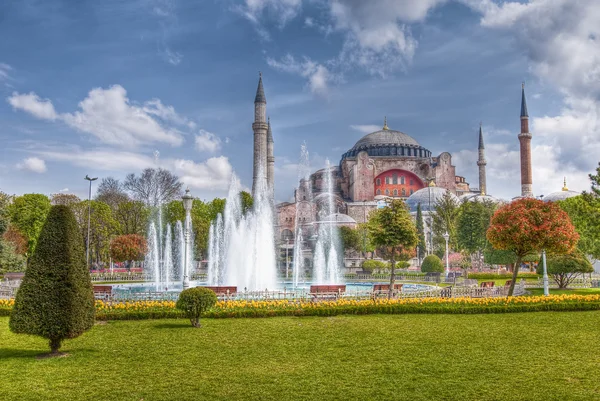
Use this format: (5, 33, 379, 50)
(405, 187, 459, 212)
(544, 190, 580, 202)
(321, 213, 356, 224)
(459, 193, 502, 204)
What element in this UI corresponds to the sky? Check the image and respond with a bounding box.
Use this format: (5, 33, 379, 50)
(1, 0, 599, 202)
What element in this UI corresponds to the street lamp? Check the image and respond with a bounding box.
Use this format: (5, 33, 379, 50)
(442, 231, 450, 278)
(363, 200, 367, 260)
(182, 188, 194, 289)
(84, 175, 98, 270)
(286, 238, 290, 279)
(542, 249, 549, 296)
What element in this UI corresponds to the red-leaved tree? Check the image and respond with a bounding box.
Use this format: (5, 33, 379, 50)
(110, 234, 148, 268)
(487, 198, 579, 296)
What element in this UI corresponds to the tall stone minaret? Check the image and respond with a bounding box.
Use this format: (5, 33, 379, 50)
(267, 117, 275, 202)
(477, 123, 487, 195)
(252, 73, 268, 196)
(519, 83, 533, 197)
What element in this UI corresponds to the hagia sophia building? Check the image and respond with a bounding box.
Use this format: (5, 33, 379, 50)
(248, 75, 580, 265)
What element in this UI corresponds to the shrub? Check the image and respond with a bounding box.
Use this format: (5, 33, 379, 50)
(361, 260, 387, 272)
(536, 253, 593, 288)
(467, 273, 540, 280)
(421, 255, 444, 273)
(9, 205, 95, 355)
(176, 287, 217, 327)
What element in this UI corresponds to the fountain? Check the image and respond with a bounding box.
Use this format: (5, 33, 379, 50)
(207, 167, 277, 290)
(312, 160, 343, 285)
(291, 142, 312, 287)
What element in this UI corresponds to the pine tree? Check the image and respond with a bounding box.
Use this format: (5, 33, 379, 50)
(9, 205, 95, 355)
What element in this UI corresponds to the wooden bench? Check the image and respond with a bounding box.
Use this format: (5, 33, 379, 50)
(93, 285, 112, 299)
(480, 281, 495, 288)
(202, 286, 237, 295)
(504, 280, 513, 287)
(309, 285, 346, 300)
(372, 284, 403, 292)
(3, 272, 24, 281)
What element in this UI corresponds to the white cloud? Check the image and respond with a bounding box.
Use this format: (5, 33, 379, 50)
(0, 63, 11, 81)
(195, 129, 221, 153)
(267, 54, 333, 96)
(16, 157, 47, 173)
(8, 92, 58, 120)
(59, 188, 69, 192)
(350, 124, 381, 134)
(8, 85, 187, 147)
(234, 0, 303, 30)
(172, 156, 233, 191)
(37, 148, 156, 171)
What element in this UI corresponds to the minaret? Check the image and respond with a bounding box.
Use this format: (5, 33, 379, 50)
(267, 117, 275, 201)
(252, 72, 268, 196)
(477, 123, 487, 195)
(519, 82, 533, 197)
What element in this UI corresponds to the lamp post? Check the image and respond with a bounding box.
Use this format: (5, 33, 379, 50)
(286, 238, 290, 279)
(182, 189, 194, 289)
(363, 200, 367, 260)
(443, 231, 450, 278)
(84, 175, 98, 270)
(542, 249, 549, 296)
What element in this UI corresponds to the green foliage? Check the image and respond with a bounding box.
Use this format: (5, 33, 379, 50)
(415, 203, 426, 259)
(71, 200, 119, 264)
(467, 273, 540, 280)
(431, 190, 459, 250)
(8, 194, 51, 257)
(176, 287, 217, 327)
(361, 259, 388, 272)
(589, 161, 600, 197)
(421, 255, 444, 273)
(456, 199, 497, 254)
(114, 201, 150, 236)
(240, 191, 254, 215)
(339, 226, 361, 252)
(0, 201, 25, 273)
(9, 205, 95, 353)
(537, 253, 594, 288)
(558, 195, 600, 260)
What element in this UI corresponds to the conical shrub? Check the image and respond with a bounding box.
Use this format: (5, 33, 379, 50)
(9, 205, 95, 354)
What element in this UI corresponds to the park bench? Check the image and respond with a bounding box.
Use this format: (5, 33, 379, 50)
(504, 280, 512, 287)
(309, 285, 346, 300)
(93, 285, 112, 300)
(3, 272, 24, 281)
(480, 281, 495, 288)
(372, 283, 403, 295)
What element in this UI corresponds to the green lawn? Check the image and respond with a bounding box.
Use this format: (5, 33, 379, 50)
(2, 313, 600, 401)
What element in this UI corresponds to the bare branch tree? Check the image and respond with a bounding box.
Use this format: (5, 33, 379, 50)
(96, 177, 129, 210)
(124, 168, 183, 207)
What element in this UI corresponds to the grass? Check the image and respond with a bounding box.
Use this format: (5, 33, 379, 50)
(526, 287, 600, 296)
(2, 313, 600, 401)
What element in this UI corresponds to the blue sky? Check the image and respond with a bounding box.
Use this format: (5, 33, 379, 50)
(1, 0, 599, 202)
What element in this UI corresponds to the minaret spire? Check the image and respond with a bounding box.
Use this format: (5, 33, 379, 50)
(267, 117, 275, 202)
(519, 82, 533, 197)
(383, 116, 389, 130)
(477, 123, 487, 196)
(252, 73, 268, 196)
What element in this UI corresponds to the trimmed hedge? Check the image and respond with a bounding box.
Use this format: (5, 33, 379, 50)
(421, 255, 444, 273)
(467, 273, 540, 280)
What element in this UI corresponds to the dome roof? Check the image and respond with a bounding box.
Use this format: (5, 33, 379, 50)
(353, 129, 420, 149)
(459, 193, 502, 204)
(544, 190, 580, 202)
(405, 187, 459, 212)
(321, 213, 357, 224)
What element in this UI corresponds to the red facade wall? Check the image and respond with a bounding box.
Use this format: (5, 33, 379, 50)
(374, 169, 424, 197)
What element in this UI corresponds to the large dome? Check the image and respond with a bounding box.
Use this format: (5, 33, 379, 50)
(340, 123, 431, 162)
(544, 189, 579, 202)
(405, 186, 459, 212)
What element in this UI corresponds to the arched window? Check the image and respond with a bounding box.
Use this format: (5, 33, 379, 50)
(281, 229, 294, 241)
(376, 189, 381, 195)
(401, 176, 405, 185)
(410, 189, 414, 195)
(393, 189, 398, 197)
(385, 189, 390, 196)
(402, 188, 406, 196)
(376, 178, 381, 186)
(410, 179, 414, 186)
(385, 176, 390, 185)
(392, 173, 398, 184)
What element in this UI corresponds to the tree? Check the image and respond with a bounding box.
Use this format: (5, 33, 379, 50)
(0, 204, 25, 273)
(368, 199, 418, 298)
(96, 177, 130, 210)
(124, 168, 182, 207)
(487, 198, 579, 296)
(240, 191, 254, 215)
(3, 224, 28, 255)
(415, 203, 426, 261)
(558, 195, 600, 262)
(110, 234, 148, 266)
(8, 194, 52, 257)
(114, 201, 150, 236)
(71, 201, 119, 265)
(176, 287, 217, 328)
(456, 199, 497, 269)
(431, 190, 459, 252)
(50, 193, 81, 207)
(339, 226, 361, 254)
(537, 252, 593, 289)
(589, 161, 600, 197)
(9, 206, 95, 355)
(421, 255, 444, 273)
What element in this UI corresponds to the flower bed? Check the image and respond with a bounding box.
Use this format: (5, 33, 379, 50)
(3, 295, 600, 320)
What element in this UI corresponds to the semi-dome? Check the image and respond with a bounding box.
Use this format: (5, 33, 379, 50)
(459, 193, 502, 204)
(340, 119, 431, 162)
(405, 186, 459, 212)
(543, 178, 580, 202)
(322, 213, 356, 224)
